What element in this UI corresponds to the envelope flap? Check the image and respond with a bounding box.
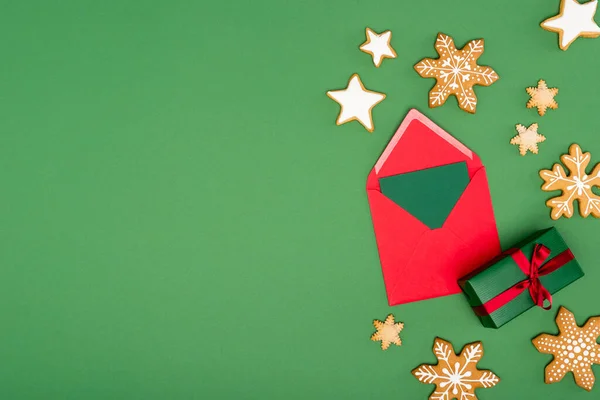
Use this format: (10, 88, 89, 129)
(378, 162, 470, 229)
(375, 109, 482, 178)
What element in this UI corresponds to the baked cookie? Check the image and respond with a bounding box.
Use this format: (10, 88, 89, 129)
(370, 314, 403, 350)
(526, 80, 558, 116)
(414, 33, 499, 113)
(359, 28, 397, 67)
(539, 144, 600, 219)
(532, 306, 600, 391)
(510, 123, 546, 155)
(412, 338, 500, 399)
(541, 0, 600, 50)
(326, 74, 385, 133)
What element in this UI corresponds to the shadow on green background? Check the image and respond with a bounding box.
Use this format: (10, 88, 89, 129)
(0, 0, 598, 399)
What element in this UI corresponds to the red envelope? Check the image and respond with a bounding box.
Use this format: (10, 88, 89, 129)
(366, 109, 500, 306)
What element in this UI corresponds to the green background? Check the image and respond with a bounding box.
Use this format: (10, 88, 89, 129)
(0, 0, 598, 398)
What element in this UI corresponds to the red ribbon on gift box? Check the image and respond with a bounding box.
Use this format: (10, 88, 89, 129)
(473, 244, 574, 316)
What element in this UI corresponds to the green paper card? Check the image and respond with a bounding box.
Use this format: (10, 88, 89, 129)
(378, 162, 470, 229)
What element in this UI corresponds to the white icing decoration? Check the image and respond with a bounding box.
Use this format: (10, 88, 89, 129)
(360, 28, 396, 67)
(326, 74, 385, 132)
(413, 341, 499, 399)
(542, 0, 600, 50)
(533, 307, 600, 391)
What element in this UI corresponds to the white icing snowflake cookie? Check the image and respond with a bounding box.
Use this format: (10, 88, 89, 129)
(532, 306, 600, 391)
(539, 143, 600, 219)
(412, 338, 500, 399)
(414, 33, 499, 113)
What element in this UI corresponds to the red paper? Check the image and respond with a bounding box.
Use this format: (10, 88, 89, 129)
(366, 109, 500, 305)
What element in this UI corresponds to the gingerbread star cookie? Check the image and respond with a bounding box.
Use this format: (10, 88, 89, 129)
(532, 306, 600, 391)
(412, 338, 500, 399)
(541, 0, 600, 50)
(326, 74, 385, 133)
(527, 80, 559, 116)
(539, 144, 600, 219)
(360, 28, 397, 67)
(414, 33, 499, 113)
(511, 123, 546, 155)
(371, 314, 403, 350)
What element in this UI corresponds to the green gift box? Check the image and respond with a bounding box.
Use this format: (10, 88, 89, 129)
(458, 227, 584, 329)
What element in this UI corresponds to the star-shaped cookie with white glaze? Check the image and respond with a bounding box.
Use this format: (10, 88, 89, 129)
(532, 306, 600, 391)
(326, 74, 385, 133)
(510, 123, 546, 155)
(541, 0, 600, 50)
(359, 28, 397, 67)
(370, 314, 403, 350)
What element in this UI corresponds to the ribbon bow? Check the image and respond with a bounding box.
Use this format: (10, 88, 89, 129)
(510, 243, 553, 310)
(474, 244, 574, 316)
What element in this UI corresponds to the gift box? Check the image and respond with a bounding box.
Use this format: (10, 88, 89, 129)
(458, 227, 584, 328)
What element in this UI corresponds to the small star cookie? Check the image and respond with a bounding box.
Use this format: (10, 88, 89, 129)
(539, 144, 600, 219)
(527, 80, 559, 116)
(370, 314, 403, 350)
(412, 338, 500, 399)
(326, 74, 385, 133)
(510, 123, 546, 155)
(541, 0, 600, 50)
(359, 28, 397, 67)
(414, 33, 499, 113)
(532, 306, 600, 391)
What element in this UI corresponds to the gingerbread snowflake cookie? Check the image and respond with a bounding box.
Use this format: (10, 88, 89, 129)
(532, 306, 600, 391)
(511, 123, 546, 155)
(527, 80, 558, 116)
(412, 338, 500, 399)
(414, 33, 499, 113)
(371, 314, 403, 350)
(539, 144, 600, 219)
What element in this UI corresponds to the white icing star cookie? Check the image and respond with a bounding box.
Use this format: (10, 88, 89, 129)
(326, 74, 385, 133)
(359, 28, 397, 67)
(541, 0, 600, 50)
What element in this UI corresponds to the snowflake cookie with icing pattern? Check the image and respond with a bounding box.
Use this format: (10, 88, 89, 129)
(532, 306, 600, 391)
(539, 144, 600, 219)
(412, 337, 500, 399)
(370, 314, 403, 350)
(414, 33, 499, 113)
